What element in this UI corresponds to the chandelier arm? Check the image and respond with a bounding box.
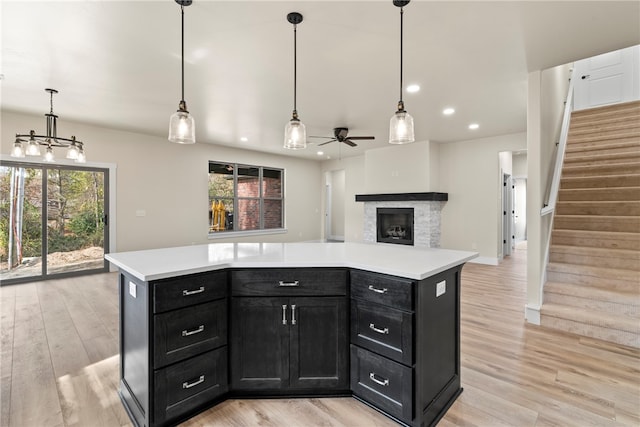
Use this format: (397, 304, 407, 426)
(15, 134, 83, 146)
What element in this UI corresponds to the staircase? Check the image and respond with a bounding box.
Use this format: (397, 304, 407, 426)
(541, 100, 640, 348)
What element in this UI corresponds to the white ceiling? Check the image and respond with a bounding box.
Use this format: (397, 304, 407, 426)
(2, 1, 639, 160)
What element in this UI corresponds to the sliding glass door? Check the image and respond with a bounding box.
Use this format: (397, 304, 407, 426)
(1, 161, 109, 284)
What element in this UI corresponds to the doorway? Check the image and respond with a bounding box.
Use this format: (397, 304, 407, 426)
(1, 161, 110, 284)
(324, 170, 345, 242)
(502, 173, 515, 257)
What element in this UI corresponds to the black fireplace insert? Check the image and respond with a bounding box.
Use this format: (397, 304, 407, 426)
(376, 208, 414, 245)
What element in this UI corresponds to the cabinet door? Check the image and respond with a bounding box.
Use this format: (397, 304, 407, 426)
(230, 297, 289, 391)
(289, 297, 348, 390)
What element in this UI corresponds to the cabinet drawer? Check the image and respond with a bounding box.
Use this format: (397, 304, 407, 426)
(154, 347, 228, 426)
(351, 299, 413, 365)
(231, 269, 347, 296)
(351, 270, 413, 310)
(154, 299, 227, 368)
(350, 345, 413, 423)
(153, 271, 227, 313)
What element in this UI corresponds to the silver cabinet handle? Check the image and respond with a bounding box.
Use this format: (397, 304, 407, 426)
(369, 323, 389, 335)
(368, 285, 387, 294)
(182, 375, 205, 389)
(182, 286, 204, 296)
(279, 280, 300, 287)
(291, 305, 297, 325)
(369, 372, 389, 387)
(182, 325, 205, 337)
(282, 304, 288, 325)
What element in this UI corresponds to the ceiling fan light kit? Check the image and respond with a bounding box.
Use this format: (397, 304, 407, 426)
(284, 12, 307, 150)
(168, 0, 196, 144)
(389, 0, 415, 145)
(12, 88, 87, 163)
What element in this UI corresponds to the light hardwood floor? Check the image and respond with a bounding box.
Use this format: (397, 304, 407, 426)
(1, 246, 638, 426)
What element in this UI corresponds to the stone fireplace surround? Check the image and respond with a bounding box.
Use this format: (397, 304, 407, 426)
(355, 192, 448, 248)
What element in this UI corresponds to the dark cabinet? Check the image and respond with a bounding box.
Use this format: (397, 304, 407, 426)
(350, 267, 464, 427)
(119, 270, 228, 427)
(230, 269, 349, 394)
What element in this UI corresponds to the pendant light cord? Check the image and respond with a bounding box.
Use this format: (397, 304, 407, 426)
(181, 5, 185, 103)
(293, 23, 297, 114)
(399, 6, 404, 104)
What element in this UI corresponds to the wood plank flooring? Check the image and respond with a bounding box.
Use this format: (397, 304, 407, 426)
(1, 245, 639, 426)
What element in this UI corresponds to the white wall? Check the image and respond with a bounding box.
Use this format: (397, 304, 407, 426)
(364, 141, 432, 193)
(513, 152, 527, 177)
(526, 63, 572, 324)
(437, 133, 526, 263)
(1, 111, 323, 252)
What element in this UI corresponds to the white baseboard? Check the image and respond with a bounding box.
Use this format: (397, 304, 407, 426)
(468, 256, 499, 266)
(525, 304, 541, 325)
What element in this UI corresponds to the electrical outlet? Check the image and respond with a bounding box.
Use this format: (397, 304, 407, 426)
(436, 280, 446, 297)
(129, 281, 137, 298)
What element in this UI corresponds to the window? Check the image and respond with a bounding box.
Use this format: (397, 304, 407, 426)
(208, 162, 284, 234)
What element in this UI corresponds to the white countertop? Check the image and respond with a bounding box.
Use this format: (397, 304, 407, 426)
(105, 242, 478, 282)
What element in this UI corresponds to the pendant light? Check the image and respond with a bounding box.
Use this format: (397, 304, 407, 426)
(13, 88, 86, 163)
(389, 0, 415, 144)
(284, 12, 307, 150)
(168, 0, 196, 144)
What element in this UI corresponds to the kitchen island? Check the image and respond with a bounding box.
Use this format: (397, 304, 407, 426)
(106, 242, 477, 427)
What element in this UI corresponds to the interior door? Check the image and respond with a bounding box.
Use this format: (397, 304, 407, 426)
(573, 45, 640, 111)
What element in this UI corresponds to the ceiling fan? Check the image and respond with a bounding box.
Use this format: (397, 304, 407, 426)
(309, 127, 375, 147)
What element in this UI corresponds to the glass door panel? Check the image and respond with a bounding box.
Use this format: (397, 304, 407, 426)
(46, 169, 106, 275)
(0, 166, 44, 281)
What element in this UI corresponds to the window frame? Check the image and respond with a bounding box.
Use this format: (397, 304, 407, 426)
(208, 161, 285, 238)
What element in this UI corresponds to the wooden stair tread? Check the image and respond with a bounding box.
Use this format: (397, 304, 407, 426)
(544, 281, 639, 303)
(550, 244, 640, 260)
(568, 120, 640, 136)
(551, 229, 640, 242)
(547, 262, 640, 282)
(564, 151, 640, 164)
(566, 134, 640, 147)
(561, 162, 640, 176)
(559, 174, 640, 188)
(541, 303, 639, 333)
(570, 101, 640, 120)
(555, 200, 640, 216)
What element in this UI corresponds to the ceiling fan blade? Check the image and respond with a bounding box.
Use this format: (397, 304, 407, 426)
(345, 136, 375, 140)
(308, 135, 332, 139)
(318, 139, 337, 146)
(343, 139, 358, 147)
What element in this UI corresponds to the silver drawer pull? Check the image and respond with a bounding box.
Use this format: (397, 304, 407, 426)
(368, 285, 388, 294)
(369, 372, 389, 387)
(182, 286, 205, 296)
(182, 375, 205, 389)
(369, 323, 389, 335)
(282, 304, 288, 325)
(279, 280, 300, 287)
(182, 325, 205, 337)
(291, 305, 297, 325)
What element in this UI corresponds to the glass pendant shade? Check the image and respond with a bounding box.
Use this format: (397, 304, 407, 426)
(44, 146, 55, 162)
(284, 116, 307, 149)
(169, 109, 196, 144)
(76, 146, 86, 163)
(66, 142, 79, 160)
(389, 109, 415, 144)
(11, 140, 25, 158)
(26, 139, 41, 156)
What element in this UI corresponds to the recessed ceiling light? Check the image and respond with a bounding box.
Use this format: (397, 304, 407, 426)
(240, 137, 248, 142)
(468, 123, 479, 130)
(316, 151, 324, 156)
(443, 108, 455, 115)
(406, 84, 420, 93)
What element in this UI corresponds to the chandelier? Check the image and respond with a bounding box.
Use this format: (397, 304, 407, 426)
(12, 88, 86, 163)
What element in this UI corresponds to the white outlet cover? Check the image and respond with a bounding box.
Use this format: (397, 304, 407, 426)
(436, 280, 446, 297)
(129, 281, 137, 298)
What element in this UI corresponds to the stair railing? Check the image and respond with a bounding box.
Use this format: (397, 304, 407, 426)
(542, 69, 575, 216)
(538, 68, 575, 308)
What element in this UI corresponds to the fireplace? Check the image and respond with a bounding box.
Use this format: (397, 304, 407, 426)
(377, 208, 414, 246)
